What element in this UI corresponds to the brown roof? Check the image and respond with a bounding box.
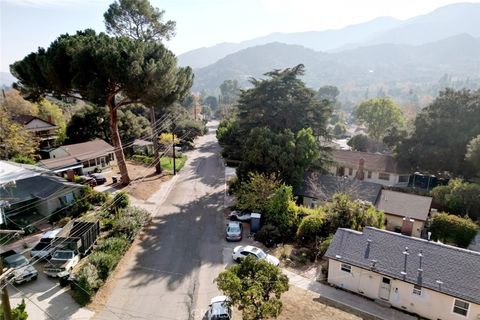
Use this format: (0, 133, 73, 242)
(59, 140, 114, 161)
(39, 156, 79, 170)
(377, 190, 432, 221)
(11, 114, 56, 127)
(332, 150, 407, 174)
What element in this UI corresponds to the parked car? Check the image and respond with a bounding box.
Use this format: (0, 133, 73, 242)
(207, 296, 232, 320)
(226, 221, 243, 241)
(89, 173, 107, 185)
(0, 250, 38, 284)
(44, 250, 80, 278)
(232, 245, 279, 266)
(78, 175, 97, 187)
(31, 228, 64, 259)
(228, 211, 251, 222)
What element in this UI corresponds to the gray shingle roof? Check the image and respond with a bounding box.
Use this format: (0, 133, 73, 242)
(377, 190, 432, 222)
(325, 227, 480, 304)
(332, 150, 408, 174)
(295, 173, 382, 205)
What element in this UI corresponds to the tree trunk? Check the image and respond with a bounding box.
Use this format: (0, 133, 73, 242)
(150, 106, 163, 174)
(108, 103, 130, 185)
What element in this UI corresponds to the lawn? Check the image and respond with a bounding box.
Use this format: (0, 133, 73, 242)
(160, 156, 187, 172)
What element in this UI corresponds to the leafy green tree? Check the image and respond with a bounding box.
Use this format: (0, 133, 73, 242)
(317, 85, 339, 104)
(11, 30, 192, 184)
(0, 108, 37, 160)
(215, 256, 289, 320)
(432, 179, 480, 220)
(203, 95, 218, 112)
(397, 89, 480, 176)
(104, 0, 175, 41)
(296, 213, 324, 245)
(237, 65, 331, 137)
(234, 173, 280, 213)
(217, 119, 244, 160)
(347, 134, 369, 152)
(333, 122, 346, 138)
(466, 135, 480, 176)
(237, 127, 319, 187)
(0, 299, 28, 320)
(37, 98, 67, 144)
(219, 79, 240, 105)
(354, 97, 405, 141)
(430, 212, 478, 248)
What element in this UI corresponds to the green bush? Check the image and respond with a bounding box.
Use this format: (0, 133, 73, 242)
(297, 214, 324, 245)
(73, 263, 103, 306)
(84, 186, 110, 206)
(110, 192, 130, 212)
(10, 155, 36, 165)
(58, 216, 71, 227)
(430, 212, 478, 248)
(0, 298, 28, 320)
(132, 154, 153, 165)
(112, 206, 150, 240)
(254, 224, 283, 247)
(97, 236, 130, 256)
(88, 251, 119, 281)
(317, 235, 333, 257)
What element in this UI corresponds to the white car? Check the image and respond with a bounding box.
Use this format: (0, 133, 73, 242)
(31, 228, 63, 259)
(232, 245, 279, 266)
(44, 250, 80, 278)
(228, 211, 251, 221)
(207, 296, 231, 320)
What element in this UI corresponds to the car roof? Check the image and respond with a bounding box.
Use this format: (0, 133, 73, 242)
(210, 295, 228, 304)
(42, 228, 63, 239)
(243, 245, 261, 253)
(227, 221, 241, 227)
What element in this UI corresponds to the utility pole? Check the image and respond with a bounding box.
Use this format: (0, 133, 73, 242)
(150, 106, 162, 174)
(1, 257, 13, 320)
(172, 127, 176, 176)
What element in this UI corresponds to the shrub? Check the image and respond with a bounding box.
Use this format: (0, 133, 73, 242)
(10, 155, 36, 165)
(132, 154, 153, 165)
(73, 175, 83, 184)
(254, 224, 283, 247)
(317, 235, 333, 257)
(58, 216, 71, 227)
(110, 192, 130, 212)
(88, 251, 119, 281)
(0, 298, 28, 320)
(297, 214, 324, 245)
(112, 206, 150, 240)
(430, 212, 478, 248)
(97, 236, 130, 256)
(73, 263, 103, 306)
(84, 186, 110, 206)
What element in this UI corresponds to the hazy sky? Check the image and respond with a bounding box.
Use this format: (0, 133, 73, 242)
(1, 0, 479, 72)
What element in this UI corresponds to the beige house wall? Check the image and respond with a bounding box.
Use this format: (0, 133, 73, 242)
(328, 166, 409, 187)
(50, 147, 69, 158)
(328, 259, 480, 320)
(385, 214, 425, 238)
(35, 187, 82, 216)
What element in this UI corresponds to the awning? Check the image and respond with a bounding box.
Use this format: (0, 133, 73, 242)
(53, 164, 83, 173)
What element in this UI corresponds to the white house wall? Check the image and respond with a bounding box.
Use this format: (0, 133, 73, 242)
(329, 166, 409, 187)
(328, 259, 480, 320)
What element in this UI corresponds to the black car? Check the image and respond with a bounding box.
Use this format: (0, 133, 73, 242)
(89, 173, 107, 185)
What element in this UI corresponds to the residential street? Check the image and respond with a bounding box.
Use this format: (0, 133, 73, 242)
(95, 121, 227, 320)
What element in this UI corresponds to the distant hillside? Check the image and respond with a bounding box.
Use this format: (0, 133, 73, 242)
(0, 72, 16, 89)
(179, 2, 480, 69)
(192, 35, 480, 107)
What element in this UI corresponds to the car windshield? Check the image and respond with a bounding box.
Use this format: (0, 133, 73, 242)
(256, 250, 267, 259)
(52, 251, 73, 260)
(33, 242, 49, 250)
(227, 226, 240, 233)
(5, 255, 28, 268)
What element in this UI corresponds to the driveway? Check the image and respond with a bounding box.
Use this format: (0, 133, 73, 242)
(94, 121, 227, 320)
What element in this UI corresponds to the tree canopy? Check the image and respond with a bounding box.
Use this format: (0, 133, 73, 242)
(11, 29, 192, 184)
(430, 212, 478, 248)
(396, 89, 480, 176)
(354, 97, 405, 141)
(215, 256, 289, 320)
(0, 108, 37, 160)
(466, 135, 480, 176)
(104, 0, 176, 41)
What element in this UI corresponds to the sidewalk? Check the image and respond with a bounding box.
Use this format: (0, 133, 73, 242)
(283, 269, 418, 320)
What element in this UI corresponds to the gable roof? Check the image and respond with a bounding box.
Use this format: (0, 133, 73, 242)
(377, 190, 432, 222)
(332, 150, 408, 174)
(39, 140, 114, 170)
(11, 114, 56, 127)
(0, 161, 51, 185)
(325, 227, 480, 304)
(295, 173, 382, 205)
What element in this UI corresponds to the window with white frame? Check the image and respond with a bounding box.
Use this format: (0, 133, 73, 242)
(453, 299, 469, 316)
(379, 173, 390, 181)
(340, 263, 351, 273)
(412, 285, 422, 295)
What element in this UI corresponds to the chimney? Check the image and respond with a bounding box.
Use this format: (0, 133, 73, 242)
(47, 115, 54, 124)
(66, 170, 75, 182)
(401, 217, 414, 236)
(355, 158, 365, 180)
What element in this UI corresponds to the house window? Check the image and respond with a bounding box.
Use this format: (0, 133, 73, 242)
(453, 299, 469, 316)
(399, 175, 409, 183)
(367, 171, 372, 179)
(89, 159, 96, 167)
(348, 168, 353, 176)
(412, 285, 422, 295)
(340, 263, 351, 273)
(379, 173, 390, 181)
(83, 161, 89, 168)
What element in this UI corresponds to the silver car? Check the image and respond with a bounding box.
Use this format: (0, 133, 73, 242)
(225, 221, 243, 241)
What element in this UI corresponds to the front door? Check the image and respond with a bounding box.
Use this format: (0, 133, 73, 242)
(379, 277, 391, 301)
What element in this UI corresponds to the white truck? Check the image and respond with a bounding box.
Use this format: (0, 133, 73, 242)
(44, 221, 99, 278)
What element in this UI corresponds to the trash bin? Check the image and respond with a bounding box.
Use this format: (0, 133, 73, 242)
(112, 176, 118, 184)
(250, 213, 261, 233)
(59, 276, 69, 287)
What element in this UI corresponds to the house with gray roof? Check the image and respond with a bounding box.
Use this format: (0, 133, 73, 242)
(0, 161, 82, 223)
(295, 172, 382, 208)
(325, 227, 480, 320)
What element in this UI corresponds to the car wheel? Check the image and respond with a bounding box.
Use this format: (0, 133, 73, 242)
(235, 257, 241, 263)
(32, 275, 38, 281)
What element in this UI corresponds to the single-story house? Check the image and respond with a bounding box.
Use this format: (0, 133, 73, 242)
(377, 190, 432, 238)
(0, 161, 82, 222)
(295, 173, 382, 208)
(325, 227, 480, 320)
(132, 139, 153, 156)
(38, 139, 116, 175)
(12, 114, 58, 152)
(330, 150, 411, 187)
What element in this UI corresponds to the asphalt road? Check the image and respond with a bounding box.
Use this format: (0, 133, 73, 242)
(95, 121, 228, 320)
